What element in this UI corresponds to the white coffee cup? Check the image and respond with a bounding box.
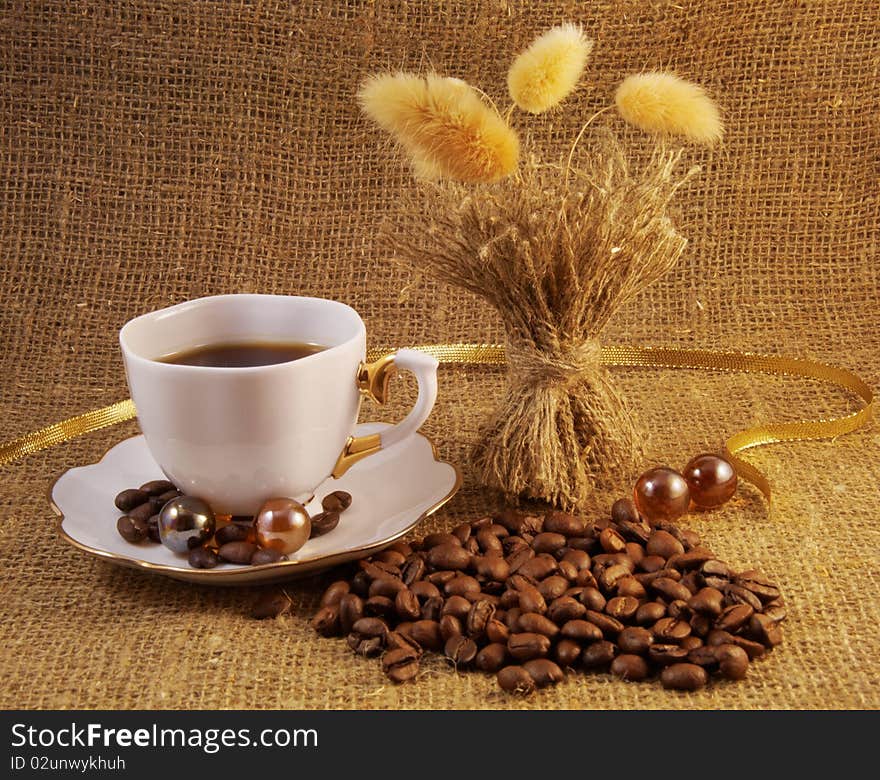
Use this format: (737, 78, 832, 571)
(119, 294, 439, 515)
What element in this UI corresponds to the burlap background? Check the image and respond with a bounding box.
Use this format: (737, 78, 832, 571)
(1, 1, 877, 710)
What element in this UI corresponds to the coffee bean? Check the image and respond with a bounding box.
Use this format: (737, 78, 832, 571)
(516, 585, 547, 615)
(666, 600, 691, 621)
(560, 619, 602, 644)
(537, 576, 569, 602)
(617, 626, 654, 655)
(748, 613, 784, 647)
(420, 596, 444, 622)
(351, 636, 383, 657)
(440, 595, 471, 622)
(146, 516, 161, 542)
(652, 617, 692, 642)
(138, 479, 176, 496)
(386, 631, 423, 656)
(474, 555, 510, 582)
(251, 589, 291, 620)
(599, 527, 627, 553)
(674, 548, 715, 570)
(475, 643, 508, 673)
(117, 515, 148, 543)
(311, 605, 341, 636)
(551, 639, 581, 668)
(114, 488, 149, 512)
(321, 490, 352, 513)
(218, 541, 258, 564)
(585, 610, 624, 637)
(707, 630, 765, 660)
(523, 658, 564, 687)
(410, 580, 441, 601)
(401, 557, 426, 586)
(635, 601, 666, 626)
(369, 577, 406, 599)
(444, 635, 478, 666)
(646, 530, 685, 559)
(215, 523, 251, 545)
(715, 603, 754, 633)
(351, 616, 388, 640)
(735, 571, 781, 603)
(427, 544, 471, 571)
(394, 589, 421, 621)
(151, 489, 181, 512)
(579, 587, 606, 612)
(444, 575, 479, 598)
(410, 620, 443, 651)
(715, 644, 750, 679)
(338, 593, 364, 634)
(762, 601, 787, 623)
(530, 532, 566, 555)
(639, 555, 667, 573)
(616, 520, 651, 545)
(687, 646, 720, 670)
(598, 564, 631, 592)
(615, 577, 647, 599)
(516, 554, 558, 581)
(518, 612, 560, 638)
(688, 587, 724, 617)
(485, 618, 510, 644)
(660, 663, 707, 691)
(575, 569, 598, 589)
(497, 665, 535, 695)
(700, 559, 732, 585)
(680, 635, 703, 652)
(350, 570, 371, 597)
(310, 511, 340, 537)
(577, 641, 614, 670)
(611, 498, 640, 524)
(606, 596, 640, 621)
(648, 644, 689, 666)
(651, 577, 693, 602)
(466, 600, 496, 638)
(316, 582, 348, 610)
(611, 654, 650, 681)
(187, 545, 219, 569)
(496, 509, 544, 536)
(439, 614, 463, 641)
(126, 501, 155, 523)
(382, 647, 419, 683)
(722, 584, 763, 611)
(543, 511, 587, 537)
(364, 595, 396, 619)
(508, 632, 551, 661)
(251, 548, 287, 565)
(561, 549, 591, 571)
(547, 596, 586, 624)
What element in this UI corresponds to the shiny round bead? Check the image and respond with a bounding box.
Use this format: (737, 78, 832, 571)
(255, 498, 311, 554)
(683, 453, 738, 508)
(157, 496, 216, 553)
(633, 467, 690, 524)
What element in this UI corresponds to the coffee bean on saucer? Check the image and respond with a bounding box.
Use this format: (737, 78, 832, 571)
(310, 511, 340, 537)
(145, 515, 161, 543)
(322, 491, 352, 513)
(251, 548, 288, 566)
(114, 488, 149, 512)
(117, 515, 148, 543)
(127, 502, 156, 523)
(250, 589, 292, 619)
(188, 546, 220, 569)
(215, 523, 252, 546)
(139, 479, 177, 496)
(218, 541, 258, 564)
(150, 489, 183, 514)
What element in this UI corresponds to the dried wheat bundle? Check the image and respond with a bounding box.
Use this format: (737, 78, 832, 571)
(385, 132, 697, 508)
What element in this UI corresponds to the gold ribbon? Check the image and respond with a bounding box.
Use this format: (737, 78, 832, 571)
(1, 344, 873, 504)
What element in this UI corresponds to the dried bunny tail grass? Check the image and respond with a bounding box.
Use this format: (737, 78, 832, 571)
(384, 134, 695, 508)
(615, 72, 724, 145)
(358, 72, 519, 183)
(507, 23, 593, 114)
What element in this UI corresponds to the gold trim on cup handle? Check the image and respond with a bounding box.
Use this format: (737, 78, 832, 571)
(332, 349, 440, 478)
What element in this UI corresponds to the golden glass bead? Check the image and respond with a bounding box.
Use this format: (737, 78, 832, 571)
(683, 453, 738, 508)
(254, 497, 311, 554)
(633, 467, 690, 524)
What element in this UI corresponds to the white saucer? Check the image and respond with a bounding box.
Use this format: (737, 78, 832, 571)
(50, 423, 461, 585)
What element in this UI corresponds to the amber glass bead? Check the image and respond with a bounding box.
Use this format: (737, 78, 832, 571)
(683, 453, 738, 508)
(255, 497, 311, 554)
(633, 467, 690, 524)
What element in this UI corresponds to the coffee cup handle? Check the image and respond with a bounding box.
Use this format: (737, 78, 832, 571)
(331, 348, 439, 478)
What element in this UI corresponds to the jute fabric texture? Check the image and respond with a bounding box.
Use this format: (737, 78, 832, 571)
(0, 1, 877, 709)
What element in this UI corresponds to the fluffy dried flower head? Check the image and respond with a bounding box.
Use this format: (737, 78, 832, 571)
(507, 23, 593, 114)
(614, 72, 723, 145)
(358, 72, 519, 183)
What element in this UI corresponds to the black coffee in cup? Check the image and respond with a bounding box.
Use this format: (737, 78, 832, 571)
(158, 340, 326, 368)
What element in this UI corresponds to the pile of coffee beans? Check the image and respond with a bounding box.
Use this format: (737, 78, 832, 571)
(113, 483, 351, 569)
(307, 499, 784, 694)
